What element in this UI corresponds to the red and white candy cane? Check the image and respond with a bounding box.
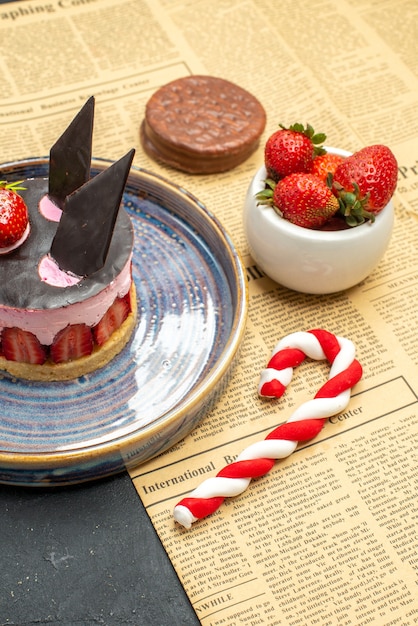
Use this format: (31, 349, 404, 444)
(173, 329, 362, 529)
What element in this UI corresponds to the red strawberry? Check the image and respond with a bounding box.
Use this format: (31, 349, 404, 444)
(50, 323, 93, 363)
(264, 123, 326, 182)
(1, 327, 47, 364)
(310, 152, 345, 183)
(93, 297, 130, 346)
(257, 173, 339, 229)
(332, 144, 398, 225)
(0, 181, 29, 250)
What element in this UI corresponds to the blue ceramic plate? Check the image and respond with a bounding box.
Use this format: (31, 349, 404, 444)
(0, 158, 248, 486)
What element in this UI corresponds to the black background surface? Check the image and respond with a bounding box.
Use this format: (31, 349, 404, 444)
(1, 472, 200, 625)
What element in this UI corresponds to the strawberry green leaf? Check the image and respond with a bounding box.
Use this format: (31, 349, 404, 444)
(286, 122, 305, 133)
(312, 133, 327, 144)
(335, 182, 375, 227)
(0, 180, 26, 192)
(255, 179, 276, 206)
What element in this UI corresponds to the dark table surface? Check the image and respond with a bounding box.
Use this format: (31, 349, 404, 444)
(1, 472, 200, 625)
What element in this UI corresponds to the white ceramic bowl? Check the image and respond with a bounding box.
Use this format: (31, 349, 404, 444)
(243, 147, 394, 294)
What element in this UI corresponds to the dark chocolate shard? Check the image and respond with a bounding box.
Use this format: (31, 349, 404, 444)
(50, 149, 135, 277)
(48, 96, 95, 209)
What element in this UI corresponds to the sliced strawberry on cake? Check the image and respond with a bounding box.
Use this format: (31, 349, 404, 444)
(50, 323, 94, 364)
(1, 327, 47, 364)
(93, 297, 130, 346)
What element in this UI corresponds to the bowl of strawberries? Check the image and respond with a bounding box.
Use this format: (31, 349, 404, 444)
(244, 123, 397, 294)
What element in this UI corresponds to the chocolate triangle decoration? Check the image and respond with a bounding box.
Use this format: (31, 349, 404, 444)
(50, 149, 135, 277)
(48, 96, 95, 209)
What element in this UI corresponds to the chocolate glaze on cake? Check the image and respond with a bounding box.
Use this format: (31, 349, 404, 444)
(0, 176, 133, 311)
(1, 97, 135, 310)
(140, 75, 266, 174)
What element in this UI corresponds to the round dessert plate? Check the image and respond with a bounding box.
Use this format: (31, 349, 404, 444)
(0, 158, 248, 486)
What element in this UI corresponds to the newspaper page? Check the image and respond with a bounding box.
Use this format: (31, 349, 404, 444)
(1, 0, 418, 624)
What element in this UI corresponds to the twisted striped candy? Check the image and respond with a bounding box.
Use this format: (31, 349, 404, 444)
(173, 329, 362, 529)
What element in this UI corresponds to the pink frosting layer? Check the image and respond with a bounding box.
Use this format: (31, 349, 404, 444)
(0, 256, 132, 346)
(39, 194, 62, 222)
(38, 255, 82, 287)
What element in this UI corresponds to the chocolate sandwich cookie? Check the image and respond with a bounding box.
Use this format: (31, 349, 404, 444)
(140, 75, 266, 174)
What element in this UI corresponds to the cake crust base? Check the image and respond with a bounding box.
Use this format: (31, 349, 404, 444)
(0, 284, 137, 382)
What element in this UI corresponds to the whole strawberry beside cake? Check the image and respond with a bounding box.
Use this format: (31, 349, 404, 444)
(0, 97, 137, 381)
